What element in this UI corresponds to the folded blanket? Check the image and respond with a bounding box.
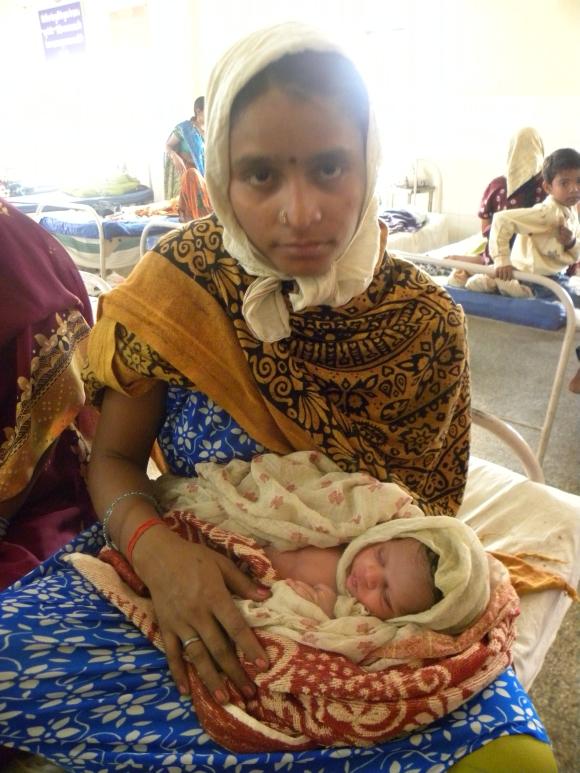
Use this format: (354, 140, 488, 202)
(67, 452, 519, 751)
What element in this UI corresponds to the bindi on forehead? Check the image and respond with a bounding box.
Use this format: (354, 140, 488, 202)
(288, 157, 297, 165)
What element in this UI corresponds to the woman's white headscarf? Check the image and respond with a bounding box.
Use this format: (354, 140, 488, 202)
(205, 22, 382, 342)
(506, 127, 544, 197)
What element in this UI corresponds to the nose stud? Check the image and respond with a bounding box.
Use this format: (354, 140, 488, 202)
(278, 208, 323, 225)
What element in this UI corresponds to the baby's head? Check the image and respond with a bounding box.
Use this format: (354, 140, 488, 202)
(337, 515, 491, 634)
(542, 148, 580, 207)
(345, 537, 440, 620)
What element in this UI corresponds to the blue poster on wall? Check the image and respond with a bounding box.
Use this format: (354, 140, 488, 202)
(38, 2, 86, 59)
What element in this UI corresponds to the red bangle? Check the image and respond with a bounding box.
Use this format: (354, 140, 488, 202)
(126, 517, 165, 565)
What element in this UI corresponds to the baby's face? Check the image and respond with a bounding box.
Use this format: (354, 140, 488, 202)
(345, 537, 436, 620)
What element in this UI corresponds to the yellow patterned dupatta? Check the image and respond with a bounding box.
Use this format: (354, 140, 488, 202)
(86, 215, 470, 515)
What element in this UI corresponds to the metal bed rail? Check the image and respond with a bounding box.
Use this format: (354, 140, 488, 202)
(139, 218, 183, 258)
(471, 408, 544, 483)
(34, 200, 107, 279)
(391, 251, 577, 466)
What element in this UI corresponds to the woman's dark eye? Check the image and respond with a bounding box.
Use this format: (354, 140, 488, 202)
(248, 168, 273, 185)
(319, 164, 342, 181)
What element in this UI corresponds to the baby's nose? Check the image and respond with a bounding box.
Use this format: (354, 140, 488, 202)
(363, 566, 380, 590)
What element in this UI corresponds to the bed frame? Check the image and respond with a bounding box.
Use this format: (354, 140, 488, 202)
(34, 201, 109, 278)
(139, 217, 183, 258)
(32, 201, 179, 279)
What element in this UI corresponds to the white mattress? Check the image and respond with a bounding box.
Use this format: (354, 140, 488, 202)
(459, 456, 580, 690)
(426, 232, 486, 259)
(387, 213, 449, 254)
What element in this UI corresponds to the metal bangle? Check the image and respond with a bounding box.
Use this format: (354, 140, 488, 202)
(102, 490, 160, 549)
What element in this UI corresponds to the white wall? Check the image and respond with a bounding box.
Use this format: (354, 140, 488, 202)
(1, 0, 579, 226)
(408, 0, 580, 238)
(191, 0, 580, 239)
(0, 0, 201, 195)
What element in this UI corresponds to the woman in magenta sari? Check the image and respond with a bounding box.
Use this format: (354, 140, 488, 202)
(0, 198, 97, 591)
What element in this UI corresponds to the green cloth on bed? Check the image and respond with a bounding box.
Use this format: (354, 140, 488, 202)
(65, 172, 142, 198)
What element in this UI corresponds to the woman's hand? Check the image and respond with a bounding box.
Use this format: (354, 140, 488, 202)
(132, 528, 270, 704)
(88, 386, 270, 704)
(170, 151, 187, 175)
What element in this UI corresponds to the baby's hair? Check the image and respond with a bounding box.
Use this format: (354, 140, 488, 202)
(425, 546, 443, 604)
(230, 50, 369, 142)
(542, 148, 580, 184)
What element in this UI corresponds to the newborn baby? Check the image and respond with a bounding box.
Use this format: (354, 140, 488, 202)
(154, 451, 491, 640)
(264, 537, 440, 619)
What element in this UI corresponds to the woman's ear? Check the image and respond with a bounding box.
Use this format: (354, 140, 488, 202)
(542, 179, 552, 195)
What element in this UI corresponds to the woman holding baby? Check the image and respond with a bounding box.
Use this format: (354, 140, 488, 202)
(0, 22, 555, 773)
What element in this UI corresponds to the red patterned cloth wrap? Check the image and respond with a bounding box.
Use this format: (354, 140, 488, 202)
(66, 454, 519, 753)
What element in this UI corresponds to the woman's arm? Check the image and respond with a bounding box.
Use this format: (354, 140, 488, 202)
(480, 216, 491, 236)
(88, 384, 270, 703)
(166, 132, 195, 170)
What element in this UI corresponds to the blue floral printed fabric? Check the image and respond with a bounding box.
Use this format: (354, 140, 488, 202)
(0, 533, 549, 772)
(158, 386, 266, 475)
(0, 393, 550, 770)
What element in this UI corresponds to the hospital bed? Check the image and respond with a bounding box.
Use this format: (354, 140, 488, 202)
(458, 427, 579, 692)
(424, 234, 575, 331)
(386, 211, 450, 253)
(97, 225, 580, 685)
(29, 201, 179, 278)
(381, 159, 449, 253)
(7, 185, 154, 215)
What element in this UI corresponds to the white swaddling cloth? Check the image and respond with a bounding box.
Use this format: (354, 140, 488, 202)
(155, 451, 497, 665)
